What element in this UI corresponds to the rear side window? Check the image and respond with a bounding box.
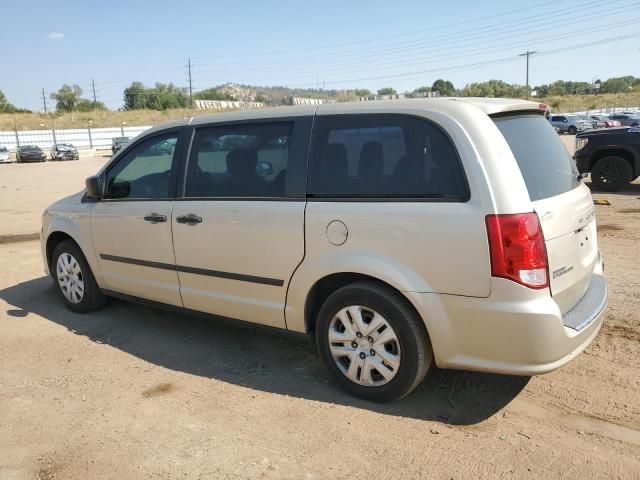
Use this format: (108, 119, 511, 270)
(185, 123, 292, 198)
(494, 114, 579, 201)
(308, 114, 468, 200)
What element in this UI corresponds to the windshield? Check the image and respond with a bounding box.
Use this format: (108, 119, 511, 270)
(22, 146, 40, 151)
(494, 114, 580, 201)
(566, 116, 579, 121)
(0, 147, 7, 152)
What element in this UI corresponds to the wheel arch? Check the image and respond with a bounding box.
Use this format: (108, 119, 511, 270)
(302, 272, 430, 342)
(45, 231, 80, 271)
(43, 215, 103, 287)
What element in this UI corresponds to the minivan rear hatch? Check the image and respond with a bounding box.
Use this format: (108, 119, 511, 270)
(494, 113, 598, 314)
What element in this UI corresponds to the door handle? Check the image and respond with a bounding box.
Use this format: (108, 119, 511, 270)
(176, 214, 203, 225)
(143, 213, 167, 223)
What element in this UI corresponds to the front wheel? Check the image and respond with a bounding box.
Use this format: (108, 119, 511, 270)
(316, 281, 432, 402)
(51, 240, 107, 312)
(591, 156, 633, 192)
(568, 126, 578, 135)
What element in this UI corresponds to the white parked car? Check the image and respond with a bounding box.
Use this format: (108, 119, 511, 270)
(0, 146, 10, 163)
(41, 98, 607, 402)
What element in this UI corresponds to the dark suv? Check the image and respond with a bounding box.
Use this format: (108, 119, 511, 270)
(574, 127, 640, 191)
(111, 137, 131, 155)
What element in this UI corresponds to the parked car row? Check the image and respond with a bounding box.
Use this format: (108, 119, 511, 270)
(0, 144, 80, 163)
(549, 113, 639, 134)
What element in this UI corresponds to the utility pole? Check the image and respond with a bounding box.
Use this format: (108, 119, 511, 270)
(91, 79, 98, 108)
(187, 58, 193, 108)
(41, 88, 48, 113)
(519, 50, 537, 100)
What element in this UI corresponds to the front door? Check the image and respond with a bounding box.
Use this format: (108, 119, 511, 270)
(171, 118, 311, 328)
(91, 131, 183, 306)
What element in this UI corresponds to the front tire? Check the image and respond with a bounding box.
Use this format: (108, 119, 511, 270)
(51, 240, 107, 313)
(316, 281, 432, 402)
(568, 126, 578, 135)
(591, 156, 633, 192)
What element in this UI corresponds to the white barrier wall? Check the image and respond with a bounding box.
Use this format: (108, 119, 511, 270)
(0, 126, 151, 151)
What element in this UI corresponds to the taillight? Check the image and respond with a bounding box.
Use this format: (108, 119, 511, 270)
(485, 213, 549, 289)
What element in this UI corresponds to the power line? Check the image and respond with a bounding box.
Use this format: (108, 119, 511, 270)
(196, 15, 640, 86)
(193, 0, 625, 70)
(190, 0, 566, 61)
(190, 16, 640, 89)
(286, 32, 640, 88)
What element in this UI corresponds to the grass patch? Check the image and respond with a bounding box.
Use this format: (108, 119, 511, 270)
(598, 224, 623, 231)
(142, 382, 175, 398)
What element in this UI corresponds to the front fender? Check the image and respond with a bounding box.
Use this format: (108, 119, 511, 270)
(43, 203, 102, 287)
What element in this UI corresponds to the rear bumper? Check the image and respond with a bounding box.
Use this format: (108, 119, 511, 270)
(407, 255, 606, 376)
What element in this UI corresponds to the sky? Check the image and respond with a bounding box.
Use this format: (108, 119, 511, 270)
(1, 0, 639, 111)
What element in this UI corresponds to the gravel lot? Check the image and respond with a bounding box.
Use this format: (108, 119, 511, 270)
(1, 139, 639, 479)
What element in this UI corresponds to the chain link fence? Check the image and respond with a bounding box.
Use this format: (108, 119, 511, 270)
(0, 126, 150, 152)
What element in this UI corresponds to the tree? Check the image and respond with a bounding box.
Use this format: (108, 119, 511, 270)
(0, 90, 15, 112)
(600, 77, 633, 94)
(377, 87, 397, 95)
(194, 87, 236, 101)
(432, 79, 455, 96)
(124, 81, 148, 110)
(0, 90, 30, 113)
(413, 86, 432, 93)
(123, 81, 188, 110)
(77, 98, 107, 112)
(50, 84, 83, 112)
(354, 88, 372, 97)
(460, 80, 525, 98)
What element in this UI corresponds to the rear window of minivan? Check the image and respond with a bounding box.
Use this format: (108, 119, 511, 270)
(493, 114, 580, 201)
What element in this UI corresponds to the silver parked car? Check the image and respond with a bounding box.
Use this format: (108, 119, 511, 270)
(0, 146, 10, 163)
(548, 114, 593, 134)
(41, 98, 607, 402)
(51, 143, 79, 161)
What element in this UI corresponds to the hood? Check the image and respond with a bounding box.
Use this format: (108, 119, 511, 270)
(577, 127, 636, 137)
(45, 190, 86, 213)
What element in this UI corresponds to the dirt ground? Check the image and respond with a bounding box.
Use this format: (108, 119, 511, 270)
(1, 139, 639, 479)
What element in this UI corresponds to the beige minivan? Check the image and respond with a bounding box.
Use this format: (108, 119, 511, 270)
(41, 98, 607, 402)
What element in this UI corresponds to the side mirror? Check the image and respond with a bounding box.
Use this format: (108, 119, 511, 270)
(256, 161, 273, 178)
(85, 175, 103, 199)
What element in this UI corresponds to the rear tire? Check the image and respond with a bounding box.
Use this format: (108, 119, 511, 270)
(51, 240, 107, 313)
(591, 156, 633, 192)
(316, 281, 432, 403)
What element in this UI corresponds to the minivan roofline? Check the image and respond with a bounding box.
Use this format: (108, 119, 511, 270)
(139, 97, 545, 138)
